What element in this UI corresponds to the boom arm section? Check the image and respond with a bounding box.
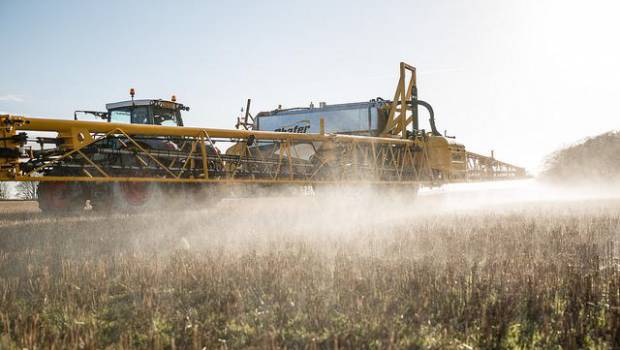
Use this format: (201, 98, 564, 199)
(0, 114, 436, 186)
(0, 114, 524, 187)
(464, 151, 526, 180)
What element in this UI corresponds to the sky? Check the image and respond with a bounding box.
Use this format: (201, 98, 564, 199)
(1, 0, 619, 172)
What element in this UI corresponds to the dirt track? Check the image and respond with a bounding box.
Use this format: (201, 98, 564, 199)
(0, 179, 616, 226)
(0, 200, 39, 213)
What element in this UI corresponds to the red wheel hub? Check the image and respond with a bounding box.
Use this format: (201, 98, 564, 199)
(120, 182, 150, 206)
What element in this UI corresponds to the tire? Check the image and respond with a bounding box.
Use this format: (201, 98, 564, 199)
(37, 182, 85, 213)
(110, 182, 164, 212)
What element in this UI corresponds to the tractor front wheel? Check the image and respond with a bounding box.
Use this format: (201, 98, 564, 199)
(38, 182, 85, 213)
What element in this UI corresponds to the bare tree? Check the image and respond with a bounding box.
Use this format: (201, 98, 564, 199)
(0, 182, 9, 200)
(16, 181, 38, 200)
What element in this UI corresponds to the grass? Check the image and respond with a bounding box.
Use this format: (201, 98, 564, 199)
(0, 194, 619, 349)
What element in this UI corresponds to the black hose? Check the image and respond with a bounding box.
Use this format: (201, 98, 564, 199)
(409, 99, 441, 136)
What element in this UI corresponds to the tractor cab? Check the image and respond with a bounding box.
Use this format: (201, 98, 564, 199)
(105, 98, 188, 127)
(74, 89, 189, 127)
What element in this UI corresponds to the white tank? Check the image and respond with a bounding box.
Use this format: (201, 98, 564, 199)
(255, 100, 388, 136)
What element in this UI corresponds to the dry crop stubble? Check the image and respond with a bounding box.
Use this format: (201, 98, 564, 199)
(0, 183, 619, 349)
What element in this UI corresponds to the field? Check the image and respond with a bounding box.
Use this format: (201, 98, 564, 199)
(0, 181, 619, 349)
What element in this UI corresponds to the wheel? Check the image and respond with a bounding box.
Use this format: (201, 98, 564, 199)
(188, 184, 223, 209)
(382, 183, 419, 205)
(120, 182, 152, 206)
(38, 182, 85, 213)
(109, 182, 162, 211)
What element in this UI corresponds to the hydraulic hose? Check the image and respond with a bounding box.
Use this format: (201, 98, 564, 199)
(409, 99, 441, 136)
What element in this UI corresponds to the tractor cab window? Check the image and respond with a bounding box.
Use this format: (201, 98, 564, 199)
(153, 107, 182, 126)
(110, 109, 131, 124)
(109, 107, 152, 125)
(131, 107, 150, 124)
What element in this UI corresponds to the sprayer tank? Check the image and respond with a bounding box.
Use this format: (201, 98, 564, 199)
(255, 101, 389, 136)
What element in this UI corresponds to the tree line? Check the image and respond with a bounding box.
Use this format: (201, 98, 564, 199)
(0, 182, 38, 200)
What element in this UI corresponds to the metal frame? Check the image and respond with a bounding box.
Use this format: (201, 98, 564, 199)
(0, 115, 439, 186)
